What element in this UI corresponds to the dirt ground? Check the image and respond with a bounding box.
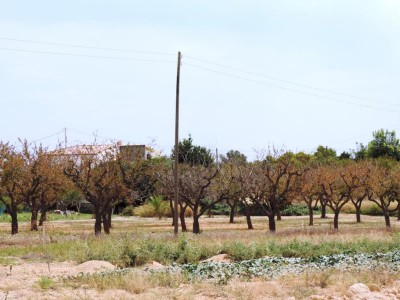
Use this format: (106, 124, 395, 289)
(1, 259, 400, 299)
(2, 214, 400, 299)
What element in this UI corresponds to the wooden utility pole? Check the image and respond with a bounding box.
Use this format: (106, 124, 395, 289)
(174, 51, 181, 235)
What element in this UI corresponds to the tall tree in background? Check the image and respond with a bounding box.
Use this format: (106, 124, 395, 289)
(220, 150, 247, 165)
(367, 129, 400, 160)
(172, 135, 214, 167)
(313, 145, 337, 163)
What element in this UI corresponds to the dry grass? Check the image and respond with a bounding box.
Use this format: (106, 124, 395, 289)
(1, 213, 400, 299)
(59, 268, 400, 299)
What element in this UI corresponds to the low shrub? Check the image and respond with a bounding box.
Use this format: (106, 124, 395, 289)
(210, 203, 231, 216)
(148, 196, 169, 220)
(281, 205, 320, 216)
(0, 203, 5, 215)
(132, 203, 194, 218)
(164, 206, 193, 218)
(339, 202, 397, 216)
(37, 276, 54, 290)
(133, 204, 158, 218)
(360, 204, 386, 216)
(121, 206, 135, 216)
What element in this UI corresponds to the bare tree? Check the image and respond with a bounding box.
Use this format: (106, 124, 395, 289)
(177, 164, 219, 233)
(156, 162, 189, 231)
(64, 144, 126, 235)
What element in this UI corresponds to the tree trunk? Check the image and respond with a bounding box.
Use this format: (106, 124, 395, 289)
(193, 214, 200, 234)
(229, 203, 236, 224)
(107, 207, 113, 229)
(321, 202, 327, 218)
(268, 214, 276, 232)
(356, 206, 362, 223)
(31, 209, 39, 231)
(245, 207, 253, 230)
(276, 208, 282, 221)
(102, 212, 110, 234)
(384, 210, 391, 227)
(397, 204, 400, 221)
(10, 210, 18, 235)
(179, 205, 187, 232)
(308, 204, 314, 226)
(94, 209, 102, 236)
(333, 210, 339, 229)
(39, 209, 47, 226)
(170, 200, 175, 226)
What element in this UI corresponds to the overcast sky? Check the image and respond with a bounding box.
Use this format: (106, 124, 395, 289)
(1, 1, 399, 159)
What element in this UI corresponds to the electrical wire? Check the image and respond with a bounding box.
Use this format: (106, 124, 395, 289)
(31, 131, 64, 143)
(185, 55, 400, 109)
(0, 47, 176, 63)
(185, 62, 400, 115)
(0, 37, 176, 56)
(68, 128, 130, 144)
(1, 36, 396, 108)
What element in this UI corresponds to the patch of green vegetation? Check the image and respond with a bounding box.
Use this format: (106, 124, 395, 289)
(281, 205, 320, 216)
(37, 276, 55, 289)
(2, 231, 400, 267)
(0, 256, 18, 265)
(0, 212, 93, 223)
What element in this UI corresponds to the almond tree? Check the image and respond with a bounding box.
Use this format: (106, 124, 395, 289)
(220, 150, 247, 223)
(64, 144, 126, 235)
(177, 164, 218, 233)
(0, 142, 43, 234)
(318, 165, 349, 229)
(27, 145, 70, 230)
(177, 163, 232, 234)
(366, 160, 400, 227)
(294, 167, 321, 226)
(235, 162, 262, 230)
(155, 162, 189, 231)
(340, 161, 369, 223)
(251, 153, 304, 232)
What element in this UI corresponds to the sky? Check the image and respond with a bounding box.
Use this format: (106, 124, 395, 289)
(1, 0, 400, 160)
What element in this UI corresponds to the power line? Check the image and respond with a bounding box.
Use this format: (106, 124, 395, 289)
(2, 37, 397, 109)
(0, 47, 176, 63)
(0, 37, 175, 56)
(31, 131, 64, 143)
(185, 55, 400, 109)
(185, 62, 400, 115)
(68, 128, 130, 144)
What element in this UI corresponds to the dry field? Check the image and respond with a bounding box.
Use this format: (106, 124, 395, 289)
(1, 213, 400, 299)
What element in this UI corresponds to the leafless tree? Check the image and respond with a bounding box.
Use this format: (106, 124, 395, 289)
(64, 144, 126, 235)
